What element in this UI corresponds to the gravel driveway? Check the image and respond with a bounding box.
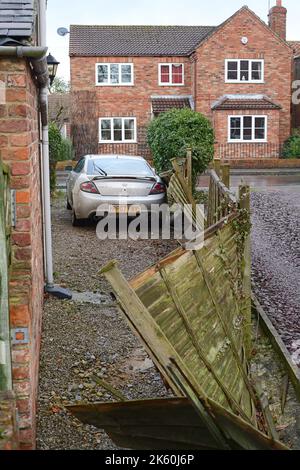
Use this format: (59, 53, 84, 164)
(36, 197, 177, 450)
(37, 187, 300, 449)
(251, 189, 300, 366)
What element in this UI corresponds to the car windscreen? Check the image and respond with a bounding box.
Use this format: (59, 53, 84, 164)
(87, 158, 154, 177)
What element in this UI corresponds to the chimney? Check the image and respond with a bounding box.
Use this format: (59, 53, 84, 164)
(268, 0, 287, 41)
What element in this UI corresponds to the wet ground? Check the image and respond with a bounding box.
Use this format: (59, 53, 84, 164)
(251, 316, 300, 449)
(36, 197, 177, 450)
(198, 173, 300, 192)
(251, 190, 300, 365)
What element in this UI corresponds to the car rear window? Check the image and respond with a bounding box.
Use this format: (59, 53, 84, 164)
(87, 158, 154, 177)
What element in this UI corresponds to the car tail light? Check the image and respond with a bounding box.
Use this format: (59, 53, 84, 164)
(149, 182, 166, 195)
(80, 181, 99, 194)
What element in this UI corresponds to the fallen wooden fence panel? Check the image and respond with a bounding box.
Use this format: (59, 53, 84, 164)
(67, 165, 296, 450)
(67, 397, 287, 451)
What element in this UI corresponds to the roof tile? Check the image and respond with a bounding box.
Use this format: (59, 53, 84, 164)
(152, 96, 191, 114)
(212, 95, 281, 111)
(69, 25, 216, 57)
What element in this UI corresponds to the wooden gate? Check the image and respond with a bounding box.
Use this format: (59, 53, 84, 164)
(0, 158, 12, 391)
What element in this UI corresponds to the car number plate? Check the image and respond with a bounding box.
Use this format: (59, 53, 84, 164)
(109, 205, 128, 214)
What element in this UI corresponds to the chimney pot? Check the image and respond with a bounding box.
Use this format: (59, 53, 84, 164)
(269, 0, 287, 41)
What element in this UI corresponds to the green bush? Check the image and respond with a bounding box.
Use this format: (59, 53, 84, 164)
(49, 122, 74, 192)
(147, 109, 215, 185)
(49, 122, 62, 162)
(282, 130, 300, 159)
(60, 137, 73, 161)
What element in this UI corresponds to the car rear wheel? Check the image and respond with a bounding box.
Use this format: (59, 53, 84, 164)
(71, 210, 83, 227)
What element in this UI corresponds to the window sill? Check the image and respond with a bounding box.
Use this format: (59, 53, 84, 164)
(99, 141, 137, 144)
(158, 83, 185, 87)
(227, 140, 268, 144)
(96, 83, 134, 87)
(225, 80, 265, 84)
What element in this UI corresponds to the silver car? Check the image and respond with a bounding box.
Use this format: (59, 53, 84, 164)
(66, 154, 167, 226)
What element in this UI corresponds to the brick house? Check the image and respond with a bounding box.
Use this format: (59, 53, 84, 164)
(70, 0, 293, 162)
(0, 0, 48, 449)
(70, 1, 296, 160)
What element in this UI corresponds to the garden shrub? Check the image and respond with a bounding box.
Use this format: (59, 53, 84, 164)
(282, 130, 300, 159)
(147, 108, 215, 186)
(49, 122, 74, 192)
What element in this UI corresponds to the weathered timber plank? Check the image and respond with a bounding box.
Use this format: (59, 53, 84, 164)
(158, 265, 250, 421)
(252, 295, 300, 402)
(0, 160, 12, 391)
(239, 184, 252, 359)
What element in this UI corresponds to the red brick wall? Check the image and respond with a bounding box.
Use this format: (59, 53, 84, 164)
(213, 109, 281, 159)
(70, 55, 193, 158)
(194, 8, 292, 152)
(0, 57, 44, 449)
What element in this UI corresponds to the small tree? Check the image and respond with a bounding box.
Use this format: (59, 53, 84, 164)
(70, 90, 98, 160)
(49, 123, 61, 193)
(147, 109, 214, 185)
(50, 76, 70, 94)
(49, 122, 73, 193)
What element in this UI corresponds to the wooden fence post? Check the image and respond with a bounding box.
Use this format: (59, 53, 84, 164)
(213, 158, 221, 176)
(220, 163, 230, 189)
(186, 147, 192, 190)
(239, 184, 252, 360)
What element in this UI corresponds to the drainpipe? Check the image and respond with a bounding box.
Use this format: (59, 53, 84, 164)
(39, 0, 71, 299)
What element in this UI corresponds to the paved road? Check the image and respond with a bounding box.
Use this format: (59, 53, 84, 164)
(251, 190, 300, 366)
(198, 173, 300, 192)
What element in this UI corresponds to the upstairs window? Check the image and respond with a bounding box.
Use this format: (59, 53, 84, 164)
(228, 115, 267, 142)
(225, 59, 264, 83)
(159, 64, 184, 86)
(96, 63, 134, 86)
(99, 117, 136, 143)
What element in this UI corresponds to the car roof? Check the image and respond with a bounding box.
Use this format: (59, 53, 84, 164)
(85, 154, 146, 161)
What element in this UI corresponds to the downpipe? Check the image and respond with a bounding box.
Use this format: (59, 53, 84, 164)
(39, 89, 53, 287)
(39, 0, 72, 300)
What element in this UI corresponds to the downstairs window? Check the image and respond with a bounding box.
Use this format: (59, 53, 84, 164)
(99, 117, 137, 143)
(228, 116, 267, 142)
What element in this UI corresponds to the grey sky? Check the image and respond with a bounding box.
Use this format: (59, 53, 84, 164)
(47, 0, 299, 80)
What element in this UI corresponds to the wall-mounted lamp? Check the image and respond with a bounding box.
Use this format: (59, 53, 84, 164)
(47, 53, 60, 86)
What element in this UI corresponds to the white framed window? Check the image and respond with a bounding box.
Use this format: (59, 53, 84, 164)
(96, 63, 134, 86)
(225, 59, 264, 83)
(158, 63, 184, 86)
(228, 115, 267, 143)
(99, 117, 137, 143)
